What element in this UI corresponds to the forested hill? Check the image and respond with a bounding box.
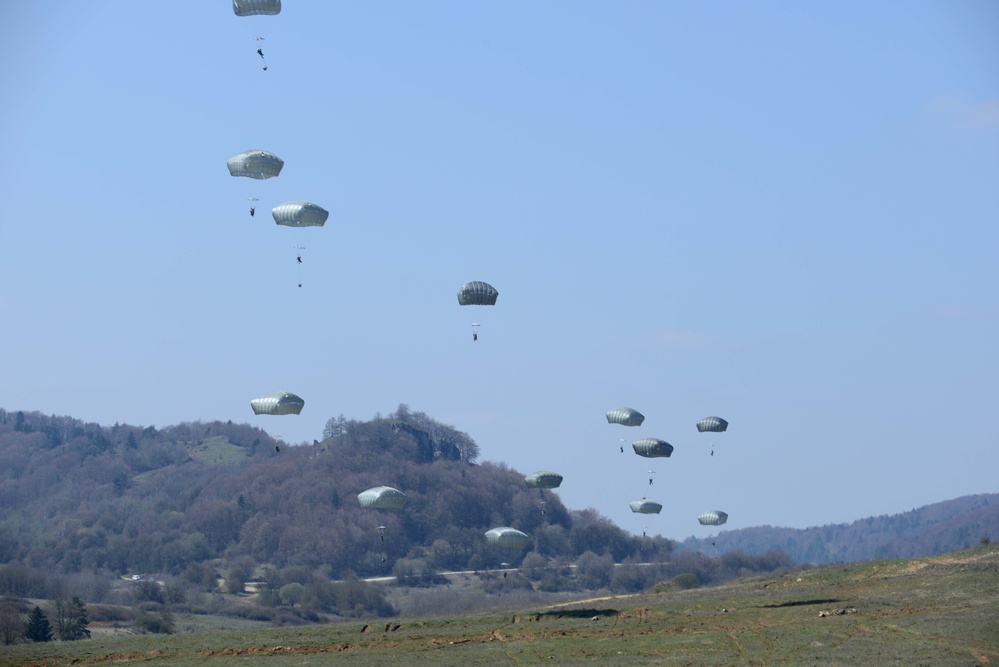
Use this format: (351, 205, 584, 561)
(681, 493, 999, 564)
(0, 406, 663, 579)
(3, 405, 991, 587)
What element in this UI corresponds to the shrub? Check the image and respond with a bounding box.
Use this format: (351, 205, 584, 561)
(672, 573, 700, 590)
(134, 609, 174, 634)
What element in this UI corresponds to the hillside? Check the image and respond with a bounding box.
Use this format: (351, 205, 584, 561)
(0, 407, 684, 578)
(3, 544, 996, 666)
(2, 406, 805, 626)
(681, 493, 999, 564)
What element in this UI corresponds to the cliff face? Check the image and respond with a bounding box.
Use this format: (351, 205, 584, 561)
(391, 422, 463, 463)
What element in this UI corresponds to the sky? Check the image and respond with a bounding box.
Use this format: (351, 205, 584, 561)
(1, 1, 997, 541)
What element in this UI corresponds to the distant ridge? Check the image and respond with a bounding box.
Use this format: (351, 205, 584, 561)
(681, 493, 999, 564)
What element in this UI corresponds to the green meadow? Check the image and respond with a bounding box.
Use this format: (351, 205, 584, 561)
(4, 545, 996, 666)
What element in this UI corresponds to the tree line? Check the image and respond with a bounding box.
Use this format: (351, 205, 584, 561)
(0, 597, 88, 645)
(0, 405, 796, 632)
(680, 493, 998, 564)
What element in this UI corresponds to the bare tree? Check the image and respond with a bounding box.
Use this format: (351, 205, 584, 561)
(323, 414, 348, 439)
(0, 602, 24, 645)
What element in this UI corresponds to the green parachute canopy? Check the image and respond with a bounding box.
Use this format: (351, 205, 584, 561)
(484, 527, 529, 550)
(457, 281, 498, 306)
(272, 201, 329, 228)
(632, 438, 673, 458)
(232, 0, 281, 16)
(357, 486, 408, 510)
(250, 391, 304, 415)
(525, 471, 563, 489)
(630, 498, 663, 514)
(698, 511, 729, 526)
(696, 416, 729, 433)
(606, 407, 645, 427)
(227, 149, 284, 180)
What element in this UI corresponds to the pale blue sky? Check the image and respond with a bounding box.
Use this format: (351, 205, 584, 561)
(1, 2, 996, 540)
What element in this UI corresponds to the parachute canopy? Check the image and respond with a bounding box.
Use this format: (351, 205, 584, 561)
(606, 407, 645, 427)
(250, 391, 304, 415)
(484, 527, 529, 550)
(233, 0, 281, 16)
(227, 150, 284, 180)
(357, 486, 408, 510)
(457, 281, 498, 306)
(697, 416, 729, 433)
(632, 438, 674, 458)
(525, 471, 563, 489)
(272, 201, 329, 228)
(698, 510, 728, 526)
(630, 497, 663, 514)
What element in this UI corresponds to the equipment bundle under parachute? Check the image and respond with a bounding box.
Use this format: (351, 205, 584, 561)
(250, 391, 304, 415)
(606, 407, 645, 427)
(272, 201, 329, 227)
(632, 438, 674, 458)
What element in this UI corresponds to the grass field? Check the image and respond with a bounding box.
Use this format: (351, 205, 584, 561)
(3, 545, 996, 666)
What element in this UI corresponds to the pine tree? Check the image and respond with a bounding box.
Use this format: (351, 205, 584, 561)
(68, 597, 90, 640)
(24, 607, 52, 642)
(52, 597, 90, 641)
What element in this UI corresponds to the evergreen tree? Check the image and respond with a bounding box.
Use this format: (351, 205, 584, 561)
(52, 597, 90, 641)
(24, 606, 52, 642)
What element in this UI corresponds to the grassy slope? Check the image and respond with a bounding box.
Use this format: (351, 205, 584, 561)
(3, 545, 997, 666)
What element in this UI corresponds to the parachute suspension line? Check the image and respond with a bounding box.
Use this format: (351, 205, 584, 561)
(294, 246, 305, 288)
(378, 525, 387, 563)
(255, 36, 269, 71)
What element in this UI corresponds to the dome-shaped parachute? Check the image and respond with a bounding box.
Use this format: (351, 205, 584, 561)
(525, 471, 563, 489)
(272, 201, 329, 228)
(457, 281, 498, 306)
(630, 498, 663, 514)
(632, 438, 673, 458)
(227, 150, 284, 180)
(357, 486, 408, 510)
(250, 391, 304, 415)
(485, 527, 530, 550)
(697, 416, 729, 433)
(606, 407, 645, 427)
(698, 511, 728, 526)
(233, 0, 281, 16)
